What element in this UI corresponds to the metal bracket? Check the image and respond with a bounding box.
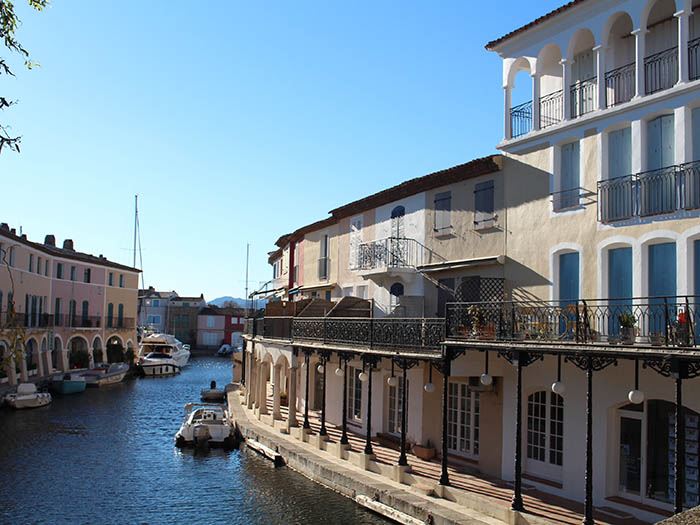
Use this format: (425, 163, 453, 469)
(318, 350, 332, 362)
(362, 354, 382, 368)
(567, 354, 617, 372)
(644, 357, 700, 379)
(497, 349, 542, 367)
(392, 356, 419, 370)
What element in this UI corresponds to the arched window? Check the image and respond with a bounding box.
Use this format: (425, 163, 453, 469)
(390, 206, 405, 239)
(107, 303, 114, 328)
(527, 390, 563, 466)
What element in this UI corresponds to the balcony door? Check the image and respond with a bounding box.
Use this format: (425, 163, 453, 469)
(648, 242, 677, 334)
(643, 115, 676, 216)
(349, 216, 363, 270)
(390, 206, 406, 266)
(558, 252, 579, 338)
(608, 247, 633, 336)
(695, 240, 700, 342)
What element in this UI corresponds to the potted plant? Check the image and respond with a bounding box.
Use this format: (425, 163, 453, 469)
(280, 391, 288, 407)
(672, 310, 691, 347)
(618, 312, 637, 345)
(649, 332, 663, 346)
(413, 439, 436, 461)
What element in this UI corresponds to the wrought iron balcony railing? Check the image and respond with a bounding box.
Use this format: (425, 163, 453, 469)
(645, 46, 678, 95)
(0, 312, 135, 330)
(446, 296, 698, 348)
(246, 315, 444, 354)
(510, 100, 532, 138)
(690, 37, 700, 81)
(605, 62, 635, 107)
(570, 77, 597, 118)
(356, 237, 437, 272)
(598, 161, 700, 223)
(539, 90, 563, 129)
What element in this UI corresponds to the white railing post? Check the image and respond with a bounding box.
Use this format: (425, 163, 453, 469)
(561, 58, 572, 120)
(531, 73, 541, 131)
(594, 45, 606, 110)
(632, 28, 647, 98)
(504, 85, 512, 140)
(676, 9, 690, 84)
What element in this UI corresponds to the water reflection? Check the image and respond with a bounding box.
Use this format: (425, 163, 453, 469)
(0, 357, 387, 525)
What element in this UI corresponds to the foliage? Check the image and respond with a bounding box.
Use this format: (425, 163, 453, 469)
(618, 312, 637, 328)
(0, 0, 48, 154)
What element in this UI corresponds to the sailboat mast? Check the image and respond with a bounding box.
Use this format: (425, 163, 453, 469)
(133, 195, 138, 269)
(245, 243, 250, 317)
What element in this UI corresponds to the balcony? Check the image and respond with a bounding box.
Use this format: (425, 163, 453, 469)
(245, 315, 444, 355)
(605, 62, 635, 107)
(598, 161, 700, 223)
(355, 237, 441, 276)
(509, 100, 532, 138)
(570, 77, 596, 118)
(690, 37, 700, 81)
(446, 296, 699, 350)
(645, 46, 678, 95)
(539, 90, 563, 129)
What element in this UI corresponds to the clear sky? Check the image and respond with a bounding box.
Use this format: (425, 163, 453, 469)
(1, 0, 561, 300)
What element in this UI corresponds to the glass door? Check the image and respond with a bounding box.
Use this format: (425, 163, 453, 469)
(619, 413, 643, 497)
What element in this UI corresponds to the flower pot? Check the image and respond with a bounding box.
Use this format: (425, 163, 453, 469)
(621, 327, 636, 345)
(649, 334, 663, 347)
(413, 444, 436, 461)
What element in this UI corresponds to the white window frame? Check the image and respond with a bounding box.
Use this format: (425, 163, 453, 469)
(525, 390, 564, 481)
(347, 365, 362, 423)
(447, 380, 480, 458)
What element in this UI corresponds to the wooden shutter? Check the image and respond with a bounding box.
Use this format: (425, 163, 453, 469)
(608, 127, 631, 179)
(434, 192, 451, 231)
(474, 180, 495, 226)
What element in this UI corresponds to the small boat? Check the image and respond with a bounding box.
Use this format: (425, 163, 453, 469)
(50, 373, 87, 395)
(217, 344, 234, 357)
(139, 352, 180, 377)
(200, 380, 225, 402)
(175, 403, 237, 449)
(81, 362, 130, 387)
(138, 333, 190, 368)
(4, 383, 52, 409)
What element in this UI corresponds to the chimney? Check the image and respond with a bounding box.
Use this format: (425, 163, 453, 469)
(0, 223, 8, 232)
(44, 235, 56, 247)
(63, 239, 74, 251)
(10, 228, 16, 235)
(20, 234, 27, 240)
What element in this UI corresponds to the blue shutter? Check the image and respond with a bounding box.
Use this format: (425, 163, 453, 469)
(609, 127, 632, 179)
(648, 117, 662, 171)
(560, 142, 580, 209)
(558, 252, 580, 304)
(474, 181, 494, 225)
(649, 242, 677, 334)
(693, 108, 700, 162)
(608, 247, 633, 335)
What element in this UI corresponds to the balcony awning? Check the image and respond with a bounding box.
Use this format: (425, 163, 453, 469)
(417, 255, 505, 273)
(297, 282, 336, 292)
(250, 286, 286, 299)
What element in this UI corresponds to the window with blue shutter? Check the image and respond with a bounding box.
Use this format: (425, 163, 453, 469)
(608, 247, 632, 335)
(557, 142, 580, 211)
(434, 192, 451, 231)
(648, 242, 677, 334)
(643, 115, 675, 215)
(558, 252, 580, 338)
(474, 180, 495, 228)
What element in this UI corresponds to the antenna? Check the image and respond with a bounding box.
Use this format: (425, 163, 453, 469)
(133, 195, 138, 268)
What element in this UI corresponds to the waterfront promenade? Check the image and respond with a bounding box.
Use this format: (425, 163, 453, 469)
(229, 385, 649, 525)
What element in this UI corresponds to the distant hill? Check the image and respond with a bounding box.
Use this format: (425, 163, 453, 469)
(209, 296, 266, 309)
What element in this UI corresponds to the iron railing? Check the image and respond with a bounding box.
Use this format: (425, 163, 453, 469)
(446, 296, 699, 348)
(510, 100, 532, 138)
(570, 77, 597, 118)
(356, 237, 440, 272)
(552, 187, 582, 212)
(245, 315, 444, 353)
(539, 90, 563, 129)
(605, 62, 635, 107)
(598, 161, 700, 223)
(645, 46, 678, 95)
(690, 37, 700, 81)
(293, 317, 444, 353)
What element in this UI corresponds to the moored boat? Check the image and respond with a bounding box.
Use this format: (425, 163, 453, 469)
(138, 333, 190, 368)
(4, 383, 52, 409)
(81, 362, 130, 387)
(50, 373, 87, 395)
(174, 403, 237, 449)
(200, 380, 225, 402)
(139, 352, 180, 376)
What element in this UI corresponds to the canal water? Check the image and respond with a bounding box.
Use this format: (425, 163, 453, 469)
(0, 357, 388, 525)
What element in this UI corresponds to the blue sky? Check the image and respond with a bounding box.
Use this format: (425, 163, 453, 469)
(1, 0, 560, 299)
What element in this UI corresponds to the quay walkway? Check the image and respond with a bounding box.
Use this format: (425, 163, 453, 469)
(228, 386, 647, 525)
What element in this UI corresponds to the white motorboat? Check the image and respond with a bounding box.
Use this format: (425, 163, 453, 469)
(81, 362, 130, 386)
(139, 352, 180, 376)
(138, 333, 190, 368)
(175, 403, 237, 449)
(4, 383, 52, 409)
(200, 380, 225, 402)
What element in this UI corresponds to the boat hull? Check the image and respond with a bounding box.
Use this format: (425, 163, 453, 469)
(141, 363, 180, 376)
(200, 389, 225, 402)
(50, 380, 86, 395)
(5, 393, 52, 409)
